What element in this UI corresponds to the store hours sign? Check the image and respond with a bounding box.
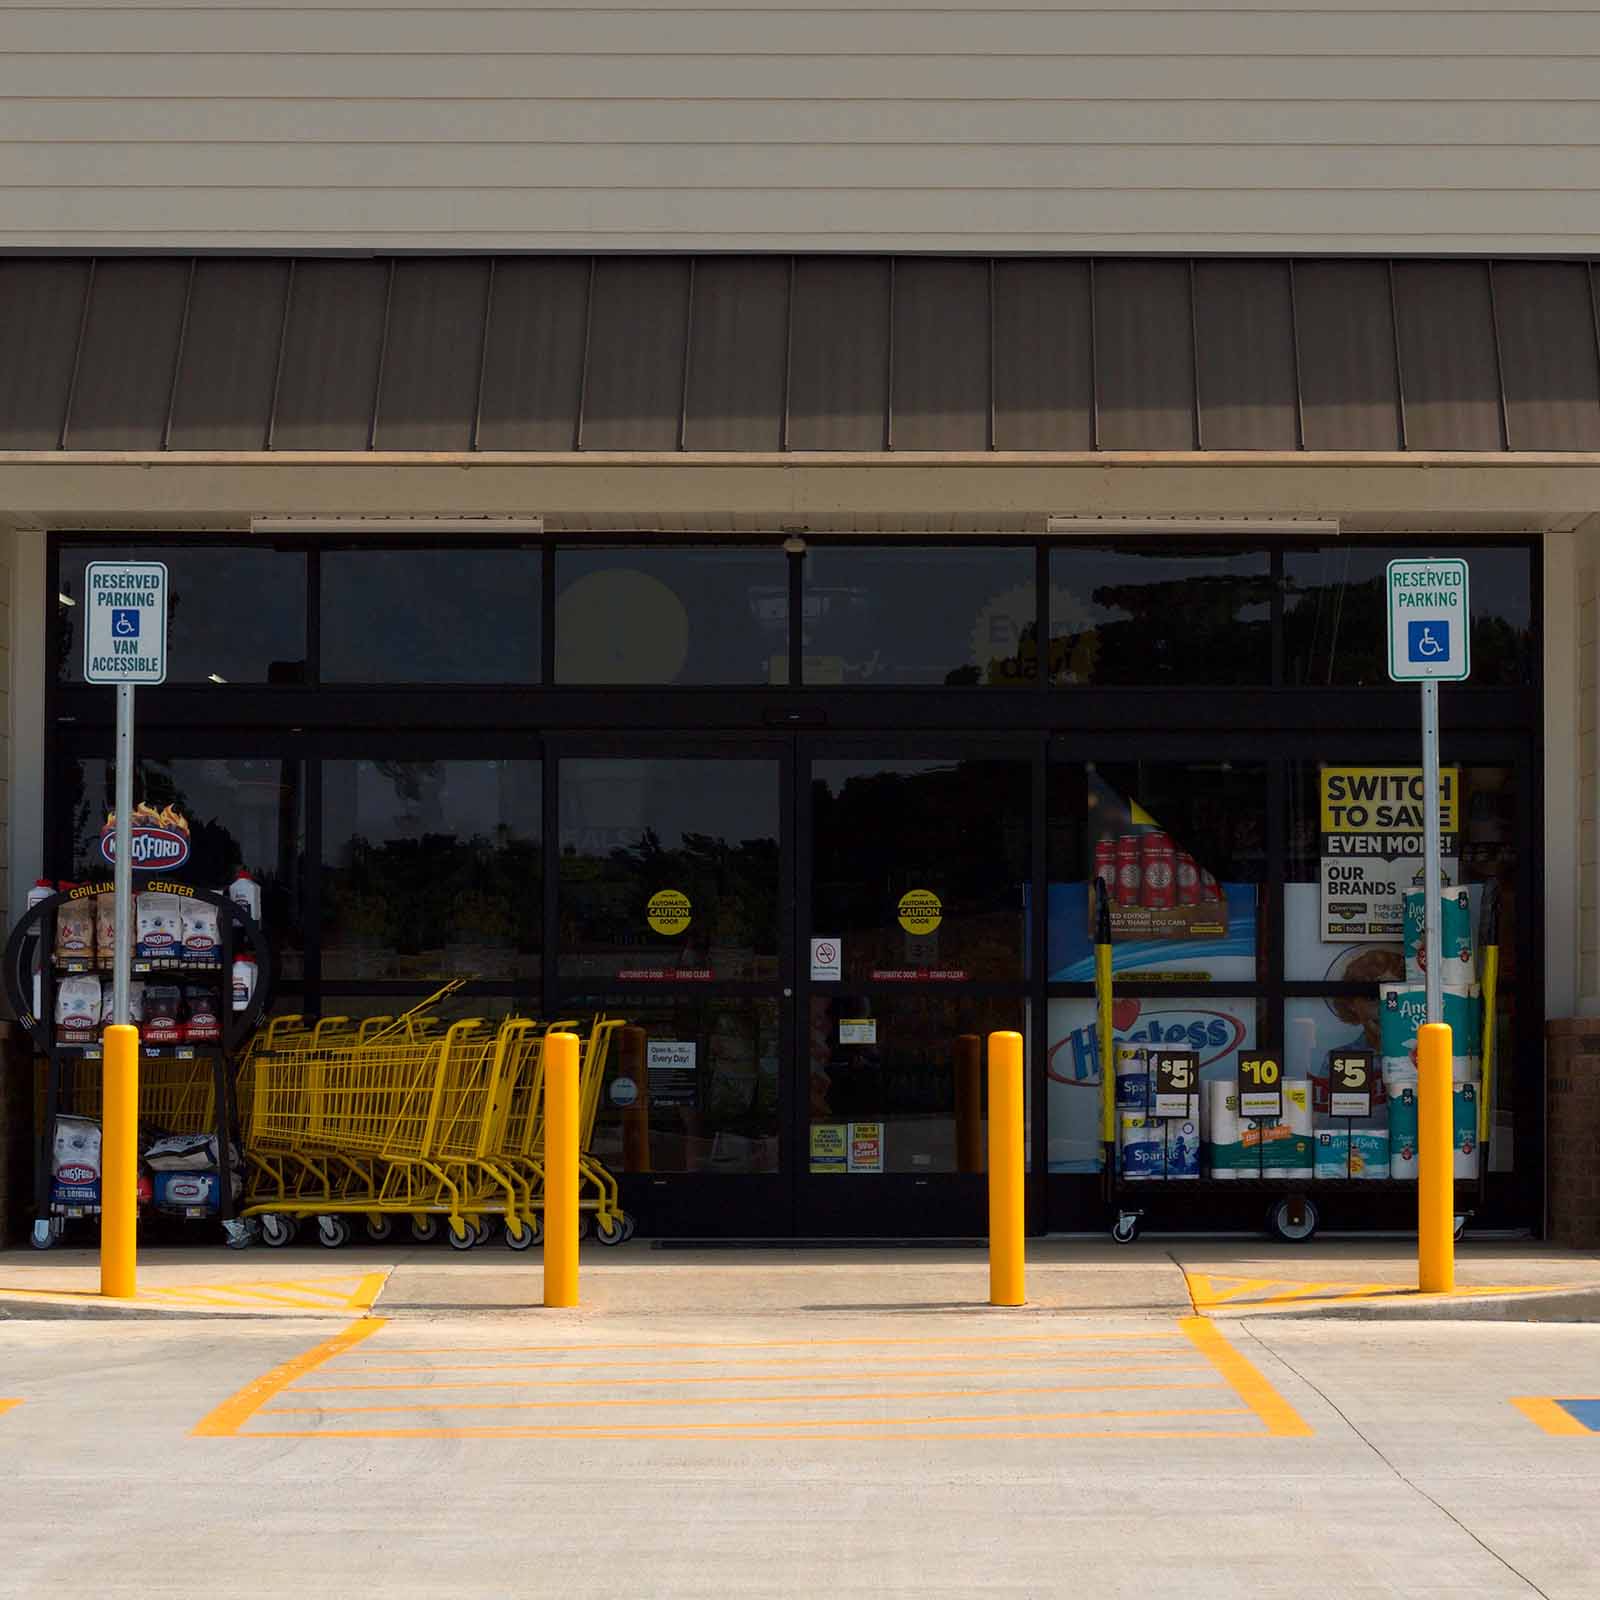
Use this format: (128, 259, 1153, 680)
(1319, 765, 1458, 942)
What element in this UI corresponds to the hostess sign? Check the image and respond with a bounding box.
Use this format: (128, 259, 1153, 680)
(83, 559, 168, 684)
(100, 803, 191, 870)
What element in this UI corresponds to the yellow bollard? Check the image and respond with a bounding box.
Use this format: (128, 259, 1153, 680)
(100, 1024, 139, 1300)
(1418, 1021, 1456, 1294)
(987, 1030, 1025, 1307)
(543, 1030, 580, 1309)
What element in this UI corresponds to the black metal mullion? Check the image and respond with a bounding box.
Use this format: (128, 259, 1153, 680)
(1029, 733, 1049, 1228)
(1265, 755, 1286, 1075)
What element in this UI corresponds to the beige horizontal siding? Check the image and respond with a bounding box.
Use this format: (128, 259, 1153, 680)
(2, 4, 1599, 252)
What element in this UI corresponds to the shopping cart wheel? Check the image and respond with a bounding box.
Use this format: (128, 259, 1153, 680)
(504, 1220, 536, 1251)
(409, 1215, 439, 1244)
(365, 1216, 393, 1243)
(446, 1218, 476, 1252)
(527, 1214, 543, 1245)
(1266, 1196, 1319, 1244)
(595, 1215, 626, 1247)
(317, 1216, 352, 1249)
(1110, 1213, 1141, 1245)
(577, 1213, 591, 1241)
(620, 1214, 636, 1243)
(473, 1218, 494, 1247)
(260, 1214, 296, 1248)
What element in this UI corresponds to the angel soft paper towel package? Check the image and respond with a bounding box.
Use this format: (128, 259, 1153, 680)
(1379, 982, 1481, 1071)
(1314, 1126, 1391, 1180)
(1402, 887, 1475, 985)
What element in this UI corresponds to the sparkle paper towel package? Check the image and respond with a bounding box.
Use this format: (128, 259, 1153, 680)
(1114, 1048, 1150, 1114)
(1119, 1114, 1163, 1180)
(1164, 1118, 1201, 1180)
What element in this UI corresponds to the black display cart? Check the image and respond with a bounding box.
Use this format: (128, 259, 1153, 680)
(4, 880, 270, 1249)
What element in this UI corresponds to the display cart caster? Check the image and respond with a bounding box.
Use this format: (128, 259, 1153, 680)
(30, 1218, 61, 1251)
(259, 1213, 296, 1248)
(223, 1218, 253, 1251)
(1267, 1196, 1319, 1243)
(1110, 1211, 1143, 1245)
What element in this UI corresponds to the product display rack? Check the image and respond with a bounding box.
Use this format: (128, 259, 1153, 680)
(4, 881, 270, 1249)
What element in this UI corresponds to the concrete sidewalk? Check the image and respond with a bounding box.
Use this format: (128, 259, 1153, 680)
(2, 1237, 1596, 1321)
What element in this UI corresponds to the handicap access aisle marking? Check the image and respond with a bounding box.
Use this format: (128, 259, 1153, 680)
(192, 1316, 1313, 1443)
(1512, 1397, 1600, 1437)
(0, 1401, 20, 1419)
(1187, 1273, 1564, 1313)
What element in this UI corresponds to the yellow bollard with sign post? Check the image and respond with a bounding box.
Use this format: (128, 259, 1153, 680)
(100, 1023, 139, 1299)
(1418, 1021, 1456, 1294)
(987, 1030, 1025, 1307)
(543, 1030, 580, 1308)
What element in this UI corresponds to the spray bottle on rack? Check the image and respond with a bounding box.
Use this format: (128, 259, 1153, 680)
(228, 868, 262, 926)
(26, 879, 53, 1019)
(231, 951, 257, 1012)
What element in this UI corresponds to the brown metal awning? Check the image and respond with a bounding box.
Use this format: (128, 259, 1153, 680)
(4, 255, 1600, 458)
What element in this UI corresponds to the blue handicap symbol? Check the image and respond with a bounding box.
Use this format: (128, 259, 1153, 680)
(111, 608, 140, 638)
(1407, 619, 1447, 663)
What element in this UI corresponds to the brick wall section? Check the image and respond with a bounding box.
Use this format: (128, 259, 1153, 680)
(1546, 1020, 1600, 1249)
(0, 1023, 33, 1246)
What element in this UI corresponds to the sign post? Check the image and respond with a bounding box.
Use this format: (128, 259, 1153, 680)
(1386, 557, 1468, 1293)
(83, 560, 167, 1297)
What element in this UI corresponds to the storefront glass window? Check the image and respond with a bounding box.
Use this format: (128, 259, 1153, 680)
(800, 546, 1036, 686)
(320, 548, 540, 683)
(1046, 761, 1267, 980)
(584, 997, 782, 1175)
(321, 759, 541, 982)
(64, 755, 306, 980)
(807, 994, 1028, 1174)
(811, 757, 1031, 983)
(1046, 995, 1257, 1173)
(56, 544, 308, 685)
(1048, 546, 1272, 685)
(1284, 546, 1534, 687)
(554, 547, 789, 685)
(558, 758, 780, 982)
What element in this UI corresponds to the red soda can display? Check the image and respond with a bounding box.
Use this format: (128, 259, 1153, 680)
(1115, 835, 1141, 906)
(1198, 866, 1224, 902)
(1175, 852, 1200, 905)
(1093, 838, 1118, 899)
(1140, 832, 1175, 908)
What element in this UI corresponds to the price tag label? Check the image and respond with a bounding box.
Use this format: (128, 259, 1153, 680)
(1329, 1051, 1375, 1117)
(1238, 1054, 1283, 1121)
(1153, 1050, 1199, 1120)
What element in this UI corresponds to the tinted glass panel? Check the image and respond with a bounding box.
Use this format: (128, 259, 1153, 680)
(801, 547, 1035, 687)
(558, 758, 780, 982)
(1048, 546, 1272, 685)
(1047, 761, 1266, 980)
(321, 759, 541, 982)
(320, 548, 540, 684)
(64, 755, 306, 980)
(1284, 545, 1534, 687)
(811, 758, 1030, 983)
(57, 544, 307, 685)
(808, 994, 1027, 1174)
(583, 997, 781, 1175)
(555, 547, 788, 685)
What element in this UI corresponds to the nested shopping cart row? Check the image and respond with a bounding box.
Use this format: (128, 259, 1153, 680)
(237, 1005, 631, 1250)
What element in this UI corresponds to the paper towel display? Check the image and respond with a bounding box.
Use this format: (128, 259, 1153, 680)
(1121, 1110, 1199, 1179)
(1379, 982, 1481, 1068)
(1388, 1083, 1418, 1179)
(1115, 1048, 1151, 1114)
(1454, 1082, 1480, 1180)
(1206, 1080, 1313, 1179)
(1403, 887, 1475, 986)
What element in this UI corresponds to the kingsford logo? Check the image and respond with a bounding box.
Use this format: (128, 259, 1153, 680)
(101, 825, 190, 869)
(57, 1164, 97, 1185)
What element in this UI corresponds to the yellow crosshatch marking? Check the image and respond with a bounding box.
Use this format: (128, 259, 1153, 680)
(194, 1315, 1313, 1444)
(1512, 1397, 1600, 1437)
(0, 1272, 388, 1316)
(0, 1400, 21, 1418)
(1186, 1273, 1566, 1313)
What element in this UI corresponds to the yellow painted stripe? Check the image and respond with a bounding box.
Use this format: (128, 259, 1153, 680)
(358, 1331, 1181, 1358)
(1185, 1276, 1284, 1308)
(0, 1400, 20, 1417)
(241, 1423, 1267, 1444)
(192, 1318, 387, 1438)
(1179, 1316, 1313, 1439)
(144, 1286, 364, 1313)
(265, 1379, 1225, 1417)
(242, 1405, 1250, 1441)
(1511, 1397, 1597, 1437)
(291, 1360, 1212, 1395)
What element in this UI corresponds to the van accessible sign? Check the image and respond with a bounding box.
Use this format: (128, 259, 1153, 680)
(84, 560, 168, 684)
(1386, 558, 1469, 682)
